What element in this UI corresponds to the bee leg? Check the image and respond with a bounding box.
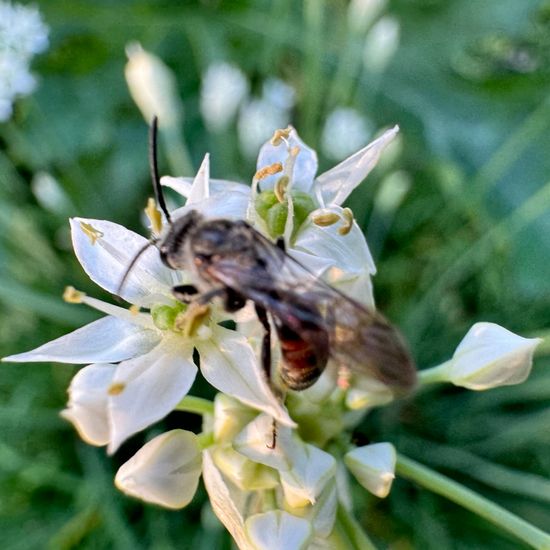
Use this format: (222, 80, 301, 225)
(276, 237, 286, 252)
(254, 305, 272, 383)
(254, 305, 278, 450)
(172, 284, 199, 304)
(266, 418, 277, 450)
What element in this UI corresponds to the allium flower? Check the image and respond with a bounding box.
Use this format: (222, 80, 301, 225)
(0, 1, 48, 121)
(200, 61, 249, 132)
(5, 114, 545, 549)
(321, 107, 373, 161)
(420, 322, 542, 390)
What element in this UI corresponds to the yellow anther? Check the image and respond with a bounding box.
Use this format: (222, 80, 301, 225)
(108, 382, 126, 396)
(63, 286, 85, 304)
(254, 162, 283, 182)
(129, 304, 140, 315)
(80, 222, 103, 245)
(274, 176, 290, 203)
(145, 197, 163, 235)
(312, 212, 340, 227)
(175, 303, 211, 338)
(338, 207, 354, 236)
(270, 126, 292, 146)
(290, 145, 300, 157)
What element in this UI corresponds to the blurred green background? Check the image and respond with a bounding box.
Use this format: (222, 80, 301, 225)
(1, 1, 549, 548)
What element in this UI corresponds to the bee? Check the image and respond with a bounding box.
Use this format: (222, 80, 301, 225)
(121, 118, 416, 399)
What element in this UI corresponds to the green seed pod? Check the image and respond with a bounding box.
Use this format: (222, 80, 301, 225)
(254, 190, 279, 221)
(292, 191, 316, 229)
(266, 201, 288, 238)
(151, 303, 185, 331)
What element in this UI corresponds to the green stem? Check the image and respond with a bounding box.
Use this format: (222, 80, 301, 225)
(174, 395, 214, 416)
(161, 125, 194, 176)
(336, 503, 378, 550)
(396, 454, 550, 549)
(418, 360, 453, 385)
(197, 431, 214, 449)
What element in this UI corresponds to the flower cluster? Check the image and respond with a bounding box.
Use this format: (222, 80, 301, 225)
(0, 1, 49, 121)
(4, 125, 541, 548)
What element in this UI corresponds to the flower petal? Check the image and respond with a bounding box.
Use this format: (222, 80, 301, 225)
(187, 153, 210, 204)
(196, 325, 295, 428)
(314, 125, 398, 206)
(202, 450, 253, 550)
(245, 510, 312, 550)
(448, 322, 542, 390)
(115, 429, 202, 509)
(60, 363, 115, 446)
(280, 444, 336, 507)
(213, 393, 258, 443)
(107, 335, 197, 453)
(3, 316, 160, 364)
(345, 442, 396, 498)
(291, 207, 376, 306)
(70, 217, 175, 306)
(256, 127, 318, 193)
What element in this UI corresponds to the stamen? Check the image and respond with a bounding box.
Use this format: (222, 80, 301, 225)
(290, 145, 300, 158)
(63, 286, 85, 304)
(144, 197, 163, 235)
(338, 207, 354, 236)
(129, 304, 141, 315)
(80, 222, 104, 245)
(175, 303, 211, 338)
(108, 382, 126, 396)
(312, 212, 340, 227)
(274, 176, 290, 203)
(254, 162, 283, 182)
(270, 126, 292, 146)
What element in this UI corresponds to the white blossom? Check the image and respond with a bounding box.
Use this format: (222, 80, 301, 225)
(443, 322, 542, 390)
(115, 429, 202, 509)
(125, 42, 182, 129)
(321, 107, 373, 161)
(363, 16, 400, 73)
(0, 1, 48, 121)
(200, 61, 249, 132)
(345, 442, 396, 497)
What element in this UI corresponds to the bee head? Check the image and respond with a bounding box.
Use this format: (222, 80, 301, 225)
(158, 209, 203, 270)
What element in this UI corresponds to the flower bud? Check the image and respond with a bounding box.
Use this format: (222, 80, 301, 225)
(115, 429, 202, 509)
(125, 43, 182, 128)
(345, 442, 396, 498)
(446, 322, 542, 390)
(245, 510, 313, 550)
(213, 393, 258, 442)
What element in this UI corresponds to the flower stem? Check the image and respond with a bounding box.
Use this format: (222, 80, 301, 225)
(174, 395, 214, 416)
(418, 360, 452, 385)
(396, 453, 550, 549)
(336, 503, 378, 550)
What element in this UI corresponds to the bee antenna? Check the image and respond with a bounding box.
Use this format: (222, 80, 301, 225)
(116, 238, 158, 299)
(149, 116, 172, 225)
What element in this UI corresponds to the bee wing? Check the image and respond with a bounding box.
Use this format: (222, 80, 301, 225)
(204, 232, 416, 393)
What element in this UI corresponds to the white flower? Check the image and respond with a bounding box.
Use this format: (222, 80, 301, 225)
(115, 429, 202, 509)
(363, 16, 400, 73)
(345, 442, 396, 498)
(445, 322, 541, 390)
(200, 62, 249, 132)
(0, 1, 48, 121)
(4, 174, 293, 452)
(124, 42, 182, 129)
(245, 511, 313, 550)
(237, 78, 296, 158)
(321, 107, 373, 161)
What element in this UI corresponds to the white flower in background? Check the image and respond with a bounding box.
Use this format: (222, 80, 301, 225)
(115, 429, 202, 509)
(345, 442, 396, 498)
(347, 0, 387, 35)
(363, 16, 400, 73)
(200, 61, 249, 132)
(125, 42, 183, 129)
(435, 322, 542, 390)
(321, 107, 373, 161)
(238, 78, 296, 158)
(0, 1, 48, 121)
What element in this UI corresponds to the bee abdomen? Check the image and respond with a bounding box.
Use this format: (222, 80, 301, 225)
(277, 325, 329, 391)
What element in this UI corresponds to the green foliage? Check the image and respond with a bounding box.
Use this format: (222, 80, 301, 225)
(0, 0, 548, 548)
